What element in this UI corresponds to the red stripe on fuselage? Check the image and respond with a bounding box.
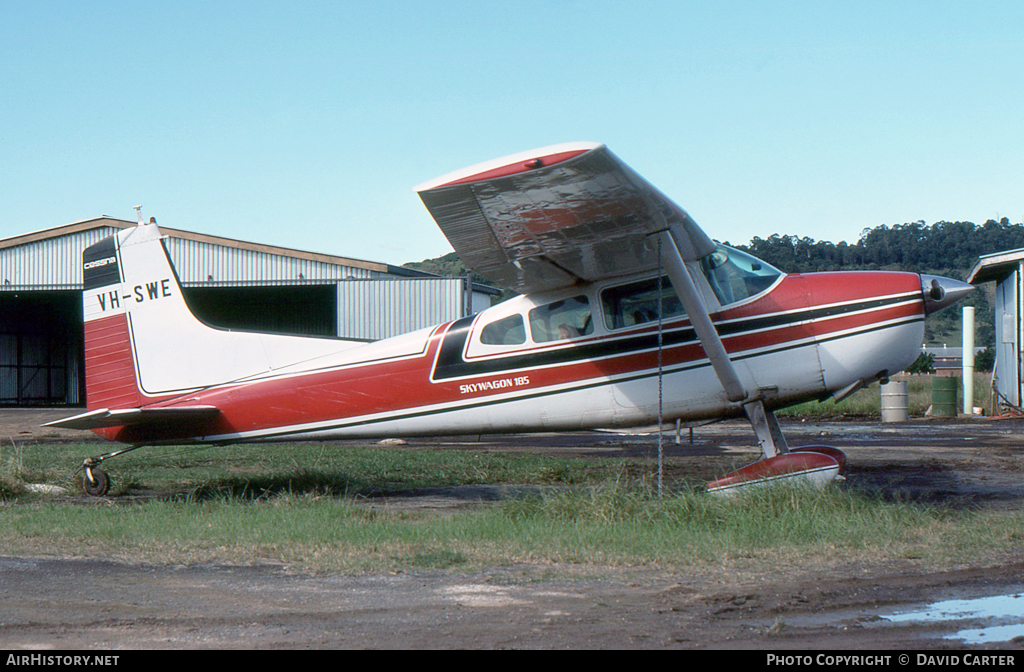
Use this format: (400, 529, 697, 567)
(804, 271, 922, 305)
(802, 271, 923, 341)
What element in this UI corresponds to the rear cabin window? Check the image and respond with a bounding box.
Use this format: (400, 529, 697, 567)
(479, 314, 527, 346)
(601, 276, 685, 330)
(529, 296, 593, 343)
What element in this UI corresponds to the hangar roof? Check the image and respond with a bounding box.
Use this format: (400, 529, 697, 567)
(0, 217, 432, 289)
(966, 248, 1024, 285)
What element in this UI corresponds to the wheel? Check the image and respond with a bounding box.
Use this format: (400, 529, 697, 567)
(84, 469, 109, 496)
(83, 468, 110, 496)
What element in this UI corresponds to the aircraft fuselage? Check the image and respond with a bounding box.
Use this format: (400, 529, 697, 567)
(92, 264, 925, 445)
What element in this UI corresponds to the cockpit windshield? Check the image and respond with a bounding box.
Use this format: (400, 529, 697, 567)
(699, 245, 782, 306)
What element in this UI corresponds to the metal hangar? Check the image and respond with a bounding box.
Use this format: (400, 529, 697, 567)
(0, 217, 497, 407)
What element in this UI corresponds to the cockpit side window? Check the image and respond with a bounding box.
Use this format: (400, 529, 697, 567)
(699, 245, 782, 306)
(601, 276, 685, 330)
(529, 295, 593, 343)
(479, 313, 527, 346)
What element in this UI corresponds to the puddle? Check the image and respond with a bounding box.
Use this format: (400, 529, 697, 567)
(883, 592, 1024, 644)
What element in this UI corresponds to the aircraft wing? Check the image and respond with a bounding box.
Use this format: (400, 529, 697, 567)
(43, 406, 221, 430)
(415, 142, 715, 294)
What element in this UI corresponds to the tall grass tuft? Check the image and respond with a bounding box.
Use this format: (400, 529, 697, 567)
(0, 476, 24, 500)
(0, 438, 26, 500)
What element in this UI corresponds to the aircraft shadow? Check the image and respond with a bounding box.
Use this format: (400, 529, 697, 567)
(173, 469, 408, 502)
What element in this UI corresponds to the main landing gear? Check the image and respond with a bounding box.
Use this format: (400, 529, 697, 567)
(705, 400, 847, 496)
(78, 444, 146, 497)
(653, 228, 848, 495)
(653, 232, 847, 496)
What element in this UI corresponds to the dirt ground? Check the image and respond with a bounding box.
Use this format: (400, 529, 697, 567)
(2, 409, 1024, 650)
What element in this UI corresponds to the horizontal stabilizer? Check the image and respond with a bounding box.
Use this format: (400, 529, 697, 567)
(43, 406, 221, 430)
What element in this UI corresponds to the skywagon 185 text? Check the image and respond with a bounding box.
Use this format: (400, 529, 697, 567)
(459, 376, 530, 395)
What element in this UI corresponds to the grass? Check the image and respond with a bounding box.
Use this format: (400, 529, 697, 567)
(2, 482, 1017, 573)
(0, 441, 606, 500)
(776, 372, 995, 418)
(0, 436, 28, 499)
(1, 439, 1022, 575)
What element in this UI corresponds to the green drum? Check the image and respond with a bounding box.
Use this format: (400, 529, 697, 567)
(931, 377, 959, 417)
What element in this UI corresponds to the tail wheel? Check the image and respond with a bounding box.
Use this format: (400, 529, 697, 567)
(83, 468, 110, 497)
(78, 445, 145, 498)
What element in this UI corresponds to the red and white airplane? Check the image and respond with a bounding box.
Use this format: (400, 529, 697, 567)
(49, 142, 971, 496)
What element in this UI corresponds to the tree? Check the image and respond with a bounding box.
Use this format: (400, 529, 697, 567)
(905, 353, 934, 374)
(975, 347, 995, 373)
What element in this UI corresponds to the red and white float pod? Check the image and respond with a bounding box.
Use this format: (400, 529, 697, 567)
(706, 449, 845, 496)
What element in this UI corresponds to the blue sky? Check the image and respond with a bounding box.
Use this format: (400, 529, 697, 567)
(1, 1, 1021, 265)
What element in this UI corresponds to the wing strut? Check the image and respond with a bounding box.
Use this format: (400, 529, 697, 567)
(657, 230, 789, 458)
(658, 230, 746, 402)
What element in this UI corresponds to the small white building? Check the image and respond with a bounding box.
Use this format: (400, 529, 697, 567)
(967, 249, 1024, 408)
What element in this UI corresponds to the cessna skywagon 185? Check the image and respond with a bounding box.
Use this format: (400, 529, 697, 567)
(49, 142, 972, 496)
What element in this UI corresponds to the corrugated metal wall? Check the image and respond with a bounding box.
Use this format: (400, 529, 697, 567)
(164, 238, 378, 284)
(338, 278, 466, 340)
(995, 267, 1021, 406)
(0, 227, 122, 289)
(0, 227, 379, 288)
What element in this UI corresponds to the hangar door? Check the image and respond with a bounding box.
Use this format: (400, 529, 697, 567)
(995, 269, 1020, 407)
(0, 292, 83, 406)
(181, 284, 338, 336)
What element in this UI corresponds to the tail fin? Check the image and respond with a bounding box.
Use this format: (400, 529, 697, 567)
(82, 232, 143, 409)
(81, 221, 353, 410)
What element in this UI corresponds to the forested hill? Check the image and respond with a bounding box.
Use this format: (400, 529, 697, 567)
(729, 218, 1024, 276)
(405, 219, 1024, 347)
(728, 219, 1024, 348)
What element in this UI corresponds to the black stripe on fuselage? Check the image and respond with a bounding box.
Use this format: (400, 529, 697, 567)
(431, 293, 920, 381)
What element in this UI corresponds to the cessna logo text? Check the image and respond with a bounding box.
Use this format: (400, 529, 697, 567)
(460, 376, 530, 394)
(83, 256, 117, 269)
(96, 278, 172, 311)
